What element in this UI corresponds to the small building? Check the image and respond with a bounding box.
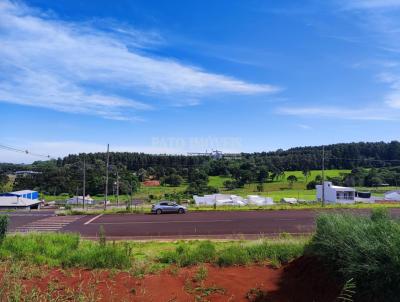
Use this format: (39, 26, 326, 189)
(66, 195, 95, 205)
(193, 194, 246, 206)
(384, 190, 400, 202)
(355, 191, 375, 203)
(316, 181, 355, 204)
(0, 190, 41, 209)
(247, 195, 274, 206)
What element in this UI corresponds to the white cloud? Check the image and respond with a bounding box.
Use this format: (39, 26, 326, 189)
(298, 124, 312, 130)
(278, 106, 399, 121)
(0, 1, 279, 120)
(344, 0, 400, 9)
(377, 72, 400, 108)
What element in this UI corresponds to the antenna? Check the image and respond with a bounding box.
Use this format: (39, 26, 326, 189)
(322, 145, 325, 207)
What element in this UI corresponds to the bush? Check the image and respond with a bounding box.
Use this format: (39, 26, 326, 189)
(0, 215, 8, 243)
(159, 241, 216, 267)
(306, 180, 317, 190)
(217, 246, 250, 266)
(0, 233, 131, 269)
(159, 239, 305, 267)
(246, 240, 304, 266)
(306, 209, 400, 301)
(64, 242, 131, 269)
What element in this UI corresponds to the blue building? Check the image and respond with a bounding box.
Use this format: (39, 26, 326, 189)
(0, 190, 41, 209)
(0, 190, 39, 200)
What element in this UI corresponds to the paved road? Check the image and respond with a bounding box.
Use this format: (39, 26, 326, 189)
(7, 208, 400, 240)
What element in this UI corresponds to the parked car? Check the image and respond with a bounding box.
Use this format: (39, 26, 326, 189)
(151, 201, 187, 214)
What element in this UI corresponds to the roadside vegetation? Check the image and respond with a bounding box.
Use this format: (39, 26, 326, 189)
(0, 232, 307, 270)
(306, 208, 400, 302)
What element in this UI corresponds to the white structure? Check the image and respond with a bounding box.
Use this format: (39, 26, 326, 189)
(316, 181, 355, 204)
(281, 197, 298, 204)
(66, 195, 95, 205)
(193, 194, 274, 206)
(247, 195, 274, 206)
(384, 190, 400, 201)
(0, 190, 41, 209)
(194, 194, 247, 206)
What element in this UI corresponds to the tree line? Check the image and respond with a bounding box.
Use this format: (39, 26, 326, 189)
(0, 141, 399, 196)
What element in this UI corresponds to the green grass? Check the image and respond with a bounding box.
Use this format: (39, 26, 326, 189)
(43, 169, 397, 206)
(0, 233, 131, 269)
(306, 209, 400, 302)
(0, 232, 308, 270)
(159, 237, 306, 268)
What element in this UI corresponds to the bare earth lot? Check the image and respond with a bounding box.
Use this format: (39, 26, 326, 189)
(0, 257, 340, 302)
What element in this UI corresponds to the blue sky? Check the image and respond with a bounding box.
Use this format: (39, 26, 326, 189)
(1, 0, 400, 163)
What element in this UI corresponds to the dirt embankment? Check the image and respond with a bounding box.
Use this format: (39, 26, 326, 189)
(4, 257, 341, 301)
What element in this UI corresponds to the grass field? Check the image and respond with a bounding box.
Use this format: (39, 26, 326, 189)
(43, 169, 398, 204)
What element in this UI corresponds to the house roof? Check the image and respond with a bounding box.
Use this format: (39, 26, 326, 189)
(330, 185, 355, 191)
(385, 191, 400, 197)
(8, 190, 38, 195)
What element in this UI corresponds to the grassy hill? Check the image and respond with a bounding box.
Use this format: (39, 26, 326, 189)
(43, 169, 397, 203)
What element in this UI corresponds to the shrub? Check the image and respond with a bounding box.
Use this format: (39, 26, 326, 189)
(217, 245, 250, 266)
(64, 242, 131, 269)
(306, 209, 400, 301)
(246, 240, 304, 266)
(159, 241, 216, 267)
(0, 215, 8, 243)
(0, 233, 131, 269)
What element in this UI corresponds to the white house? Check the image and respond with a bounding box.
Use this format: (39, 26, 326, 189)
(316, 181, 355, 204)
(384, 190, 400, 201)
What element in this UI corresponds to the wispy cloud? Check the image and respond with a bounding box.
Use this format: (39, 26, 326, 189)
(0, 1, 278, 120)
(298, 124, 312, 130)
(278, 106, 400, 121)
(343, 0, 400, 9)
(378, 72, 400, 109)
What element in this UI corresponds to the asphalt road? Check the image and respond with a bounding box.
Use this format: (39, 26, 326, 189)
(7, 208, 400, 240)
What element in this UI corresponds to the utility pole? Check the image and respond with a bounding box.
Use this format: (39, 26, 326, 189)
(104, 144, 110, 210)
(322, 145, 325, 207)
(82, 155, 86, 209)
(116, 169, 119, 207)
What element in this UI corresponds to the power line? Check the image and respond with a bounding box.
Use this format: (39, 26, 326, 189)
(0, 143, 52, 159)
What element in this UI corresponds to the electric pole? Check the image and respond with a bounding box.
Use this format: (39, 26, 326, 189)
(116, 169, 119, 207)
(82, 155, 86, 209)
(322, 145, 325, 207)
(104, 144, 110, 210)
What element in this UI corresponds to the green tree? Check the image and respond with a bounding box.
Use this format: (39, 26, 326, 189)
(287, 175, 298, 188)
(161, 174, 183, 187)
(302, 169, 311, 183)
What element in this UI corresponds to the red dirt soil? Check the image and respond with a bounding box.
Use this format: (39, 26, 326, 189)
(7, 257, 341, 302)
(142, 180, 161, 187)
